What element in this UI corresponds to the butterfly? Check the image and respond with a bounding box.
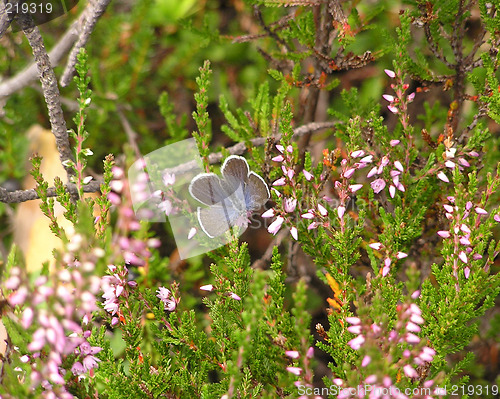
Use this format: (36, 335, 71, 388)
(188, 155, 270, 238)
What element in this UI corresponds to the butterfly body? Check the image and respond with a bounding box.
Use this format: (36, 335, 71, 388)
(189, 156, 270, 238)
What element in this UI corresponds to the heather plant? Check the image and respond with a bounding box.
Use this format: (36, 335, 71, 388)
(0, 1, 499, 399)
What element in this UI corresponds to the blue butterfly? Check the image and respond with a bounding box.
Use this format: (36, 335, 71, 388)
(188, 155, 270, 238)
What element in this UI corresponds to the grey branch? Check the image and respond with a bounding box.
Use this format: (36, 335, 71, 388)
(60, 0, 112, 87)
(0, 18, 79, 99)
(0, 180, 102, 203)
(166, 120, 337, 175)
(15, 12, 75, 179)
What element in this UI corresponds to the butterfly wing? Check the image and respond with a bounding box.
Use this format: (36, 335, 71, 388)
(245, 172, 270, 211)
(221, 155, 249, 194)
(197, 200, 241, 238)
(189, 173, 228, 205)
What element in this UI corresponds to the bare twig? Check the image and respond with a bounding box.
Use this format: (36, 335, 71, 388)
(0, 180, 102, 203)
(0, 18, 79, 99)
(0, 0, 16, 37)
(15, 12, 74, 179)
(60, 0, 112, 87)
(0, 121, 336, 204)
(165, 120, 337, 176)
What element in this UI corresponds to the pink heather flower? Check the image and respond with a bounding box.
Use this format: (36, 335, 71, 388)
(303, 170, 313, 181)
(273, 177, 286, 186)
(389, 185, 396, 198)
(409, 303, 422, 315)
(407, 92, 415, 102)
(371, 178, 386, 194)
(384, 69, 396, 78)
(307, 222, 319, 230)
(382, 265, 391, 277)
(475, 207, 488, 215)
(306, 346, 314, 358)
(348, 334, 365, 350)
(460, 224, 471, 233)
(403, 365, 418, 378)
(371, 323, 382, 334)
(284, 198, 297, 213)
(333, 378, 343, 386)
(464, 267, 470, 279)
(109, 180, 124, 193)
(22, 308, 34, 329)
(347, 325, 362, 334)
(384, 258, 392, 268)
(290, 227, 298, 240)
(268, 216, 284, 235)
(466, 201, 473, 210)
(272, 154, 284, 162)
(200, 284, 214, 291)
(369, 242, 383, 250)
(112, 166, 124, 179)
(388, 105, 398, 114)
(301, 211, 314, 219)
(286, 145, 293, 153)
(458, 251, 468, 264)
(437, 171, 450, 183)
(286, 366, 302, 376)
(411, 290, 421, 299)
(406, 333, 421, 344)
(447, 196, 455, 202)
(382, 94, 394, 102)
(285, 350, 300, 359)
(394, 161, 404, 172)
(367, 166, 378, 178)
(469, 151, 479, 157)
(443, 204, 454, 213)
(437, 230, 451, 238)
(162, 172, 175, 186)
(472, 253, 482, 260)
(261, 208, 275, 218)
(458, 158, 470, 167)
(351, 150, 365, 158)
(397, 252, 408, 259)
(229, 292, 241, 301)
(157, 287, 176, 311)
(337, 206, 346, 219)
(343, 168, 356, 179)
(318, 204, 328, 216)
(349, 184, 363, 193)
(445, 160, 456, 169)
(272, 188, 281, 198)
(361, 355, 371, 367)
(346, 316, 361, 325)
(406, 322, 421, 333)
(365, 375, 377, 384)
(390, 140, 400, 146)
(459, 236, 471, 246)
(495, 214, 500, 222)
(276, 144, 284, 153)
(410, 313, 424, 325)
(360, 155, 373, 163)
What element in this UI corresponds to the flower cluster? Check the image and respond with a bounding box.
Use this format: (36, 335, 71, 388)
(199, 284, 241, 301)
(329, 298, 443, 398)
(284, 346, 317, 398)
(3, 241, 104, 398)
(368, 242, 408, 277)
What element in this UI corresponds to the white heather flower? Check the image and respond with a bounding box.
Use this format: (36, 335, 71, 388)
(290, 226, 298, 240)
(437, 171, 450, 182)
(268, 216, 284, 235)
